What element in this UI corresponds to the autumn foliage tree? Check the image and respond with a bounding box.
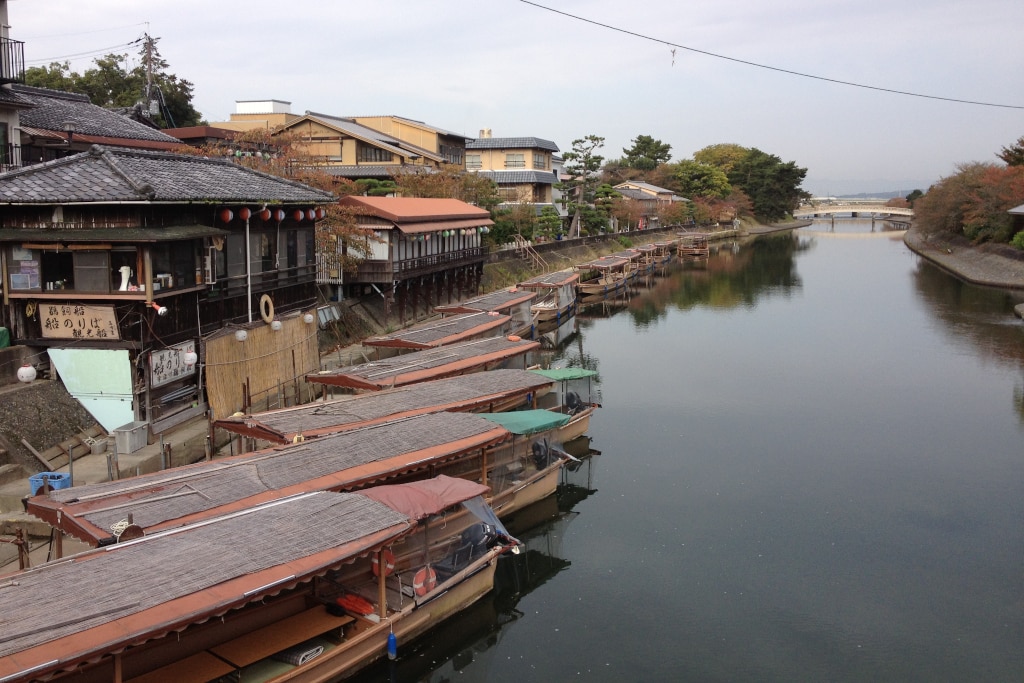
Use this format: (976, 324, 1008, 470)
(914, 161, 1024, 243)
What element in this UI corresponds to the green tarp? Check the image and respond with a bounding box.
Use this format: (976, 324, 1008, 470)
(530, 368, 597, 381)
(479, 409, 570, 435)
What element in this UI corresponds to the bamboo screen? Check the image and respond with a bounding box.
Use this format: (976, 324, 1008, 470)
(203, 310, 320, 420)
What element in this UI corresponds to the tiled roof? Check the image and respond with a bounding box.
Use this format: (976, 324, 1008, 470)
(473, 170, 557, 184)
(339, 195, 491, 222)
(323, 165, 404, 179)
(12, 85, 181, 144)
(0, 86, 35, 108)
(0, 145, 336, 204)
(466, 137, 559, 152)
(300, 112, 443, 162)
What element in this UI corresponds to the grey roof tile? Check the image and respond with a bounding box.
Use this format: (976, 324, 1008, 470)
(0, 145, 336, 204)
(474, 170, 557, 184)
(466, 137, 559, 152)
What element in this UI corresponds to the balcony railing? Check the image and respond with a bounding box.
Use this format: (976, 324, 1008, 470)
(1, 143, 22, 171)
(0, 38, 25, 84)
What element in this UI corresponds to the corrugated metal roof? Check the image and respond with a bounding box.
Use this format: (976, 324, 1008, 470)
(306, 336, 540, 390)
(363, 311, 510, 349)
(215, 369, 555, 443)
(341, 195, 491, 223)
(29, 412, 510, 544)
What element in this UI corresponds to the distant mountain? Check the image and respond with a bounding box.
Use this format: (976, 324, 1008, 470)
(837, 191, 909, 200)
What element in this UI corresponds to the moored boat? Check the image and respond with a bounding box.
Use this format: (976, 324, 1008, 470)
(574, 255, 633, 296)
(519, 270, 579, 325)
(435, 287, 537, 339)
(0, 477, 519, 683)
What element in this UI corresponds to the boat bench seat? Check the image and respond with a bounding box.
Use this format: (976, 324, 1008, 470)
(207, 605, 354, 669)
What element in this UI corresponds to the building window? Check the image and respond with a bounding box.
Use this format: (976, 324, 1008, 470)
(466, 154, 482, 170)
(505, 153, 525, 169)
(357, 143, 393, 163)
(440, 144, 463, 165)
(533, 152, 547, 169)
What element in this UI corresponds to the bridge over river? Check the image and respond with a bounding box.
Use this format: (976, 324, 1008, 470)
(793, 203, 914, 219)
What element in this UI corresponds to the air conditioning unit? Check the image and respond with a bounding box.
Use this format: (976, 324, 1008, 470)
(203, 247, 217, 284)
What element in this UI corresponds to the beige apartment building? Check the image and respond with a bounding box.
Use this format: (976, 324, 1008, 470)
(466, 131, 560, 209)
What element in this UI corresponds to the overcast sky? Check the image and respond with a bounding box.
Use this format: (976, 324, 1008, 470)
(14, 0, 1024, 196)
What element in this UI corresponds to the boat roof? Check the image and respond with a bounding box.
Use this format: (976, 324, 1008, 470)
(306, 336, 540, 390)
(530, 367, 598, 381)
(478, 409, 570, 436)
(363, 311, 510, 349)
(519, 270, 579, 288)
(1, 490, 413, 681)
(608, 249, 641, 261)
(359, 474, 489, 521)
(27, 412, 510, 545)
(434, 287, 536, 315)
(575, 255, 630, 271)
(215, 369, 555, 443)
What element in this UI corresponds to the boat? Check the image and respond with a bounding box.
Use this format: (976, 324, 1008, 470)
(574, 255, 633, 297)
(214, 369, 557, 445)
(434, 287, 537, 339)
(528, 367, 599, 442)
(306, 335, 540, 393)
(518, 270, 579, 325)
(27, 411, 570, 548)
(677, 231, 710, 259)
(362, 310, 512, 358)
(1, 477, 519, 683)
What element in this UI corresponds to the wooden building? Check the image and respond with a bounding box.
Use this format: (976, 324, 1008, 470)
(0, 145, 335, 438)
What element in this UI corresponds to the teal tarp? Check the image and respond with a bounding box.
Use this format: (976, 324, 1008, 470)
(530, 367, 597, 381)
(0, 328, 8, 349)
(479, 409, 570, 435)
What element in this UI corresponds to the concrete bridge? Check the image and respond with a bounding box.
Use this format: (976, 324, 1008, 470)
(793, 203, 914, 218)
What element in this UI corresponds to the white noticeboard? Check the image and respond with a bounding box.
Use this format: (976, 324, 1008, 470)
(150, 341, 196, 388)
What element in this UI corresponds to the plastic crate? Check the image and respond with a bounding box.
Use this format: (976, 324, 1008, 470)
(29, 472, 71, 496)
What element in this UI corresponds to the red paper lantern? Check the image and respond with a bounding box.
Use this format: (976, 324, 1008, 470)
(259, 208, 272, 221)
(293, 209, 305, 222)
(316, 207, 325, 219)
(238, 207, 251, 220)
(219, 208, 233, 223)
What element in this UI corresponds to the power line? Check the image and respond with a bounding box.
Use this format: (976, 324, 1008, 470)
(518, 0, 1024, 110)
(26, 38, 144, 65)
(21, 22, 149, 40)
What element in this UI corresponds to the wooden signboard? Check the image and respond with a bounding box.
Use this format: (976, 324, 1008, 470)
(150, 340, 196, 388)
(40, 304, 121, 340)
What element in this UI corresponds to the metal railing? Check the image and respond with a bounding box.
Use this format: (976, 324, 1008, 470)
(0, 38, 25, 84)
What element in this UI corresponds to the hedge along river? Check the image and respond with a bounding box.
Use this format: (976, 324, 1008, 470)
(349, 220, 1024, 682)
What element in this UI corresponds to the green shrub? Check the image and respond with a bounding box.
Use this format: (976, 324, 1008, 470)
(1011, 230, 1024, 250)
(617, 236, 633, 248)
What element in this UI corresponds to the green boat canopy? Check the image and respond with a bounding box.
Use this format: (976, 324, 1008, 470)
(479, 409, 570, 435)
(530, 368, 598, 381)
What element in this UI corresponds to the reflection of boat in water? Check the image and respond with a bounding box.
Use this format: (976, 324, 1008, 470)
(576, 291, 632, 318)
(347, 493, 580, 683)
(534, 313, 578, 350)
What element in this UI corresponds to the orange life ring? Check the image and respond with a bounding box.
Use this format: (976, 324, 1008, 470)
(412, 566, 437, 596)
(372, 548, 396, 577)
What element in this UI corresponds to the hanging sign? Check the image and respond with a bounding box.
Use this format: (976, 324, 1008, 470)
(150, 340, 197, 388)
(40, 304, 121, 341)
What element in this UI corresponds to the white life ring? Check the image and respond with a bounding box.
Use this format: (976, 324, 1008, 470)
(412, 565, 437, 596)
(259, 294, 274, 324)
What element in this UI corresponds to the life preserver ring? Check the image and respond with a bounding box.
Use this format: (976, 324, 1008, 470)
(372, 548, 396, 577)
(412, 566, 437, 596)
(259, 294, 274, 324)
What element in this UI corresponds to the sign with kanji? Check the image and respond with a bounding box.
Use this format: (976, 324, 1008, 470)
(150, 341, 196, 388)
(40, 304, 120, 341)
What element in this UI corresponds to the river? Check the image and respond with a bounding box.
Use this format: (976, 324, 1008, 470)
(351, 220, 1024, 682)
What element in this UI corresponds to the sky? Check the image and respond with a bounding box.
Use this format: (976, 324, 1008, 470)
(12, 0, 1024, 196)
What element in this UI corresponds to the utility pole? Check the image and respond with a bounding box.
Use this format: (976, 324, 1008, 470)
(144, 33, 153, 107)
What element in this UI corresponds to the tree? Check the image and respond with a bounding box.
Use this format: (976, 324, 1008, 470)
(727, 148, 807, 222)
(390, 164, 500, 211)
(997, 136, 1024, 166)
(557, 135, 606, 235)
(693, 143, 749, 175)
(905, 189, 924, 205)
(622, 135, 672, 171)
(24, 35, 202, 128)
(913, 162, 1024, 242)
(669, 160, 732, 199)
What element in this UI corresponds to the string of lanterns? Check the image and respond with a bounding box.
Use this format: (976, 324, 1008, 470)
(218, 207, 326, 223)
(403, 226, 490, 242)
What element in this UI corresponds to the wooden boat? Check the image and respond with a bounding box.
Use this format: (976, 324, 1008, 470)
(435, 287, 537, 339)
(214, 369, 557, 445)
(518, 270, 579, 325)
(306, 336, 540, 392)
(607, 248, 645, 280)
(574, 255, 633, 296)
(362, 310, 511, 357)
(27, 412, 569, 548)
(528, 367, 599, 443)
(677, 232, 710, 259)
(1, 477, 518, 683)
(653, 240, 676, 263)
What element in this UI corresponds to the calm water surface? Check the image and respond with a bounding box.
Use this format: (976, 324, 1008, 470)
(353, 222, 1024, 682)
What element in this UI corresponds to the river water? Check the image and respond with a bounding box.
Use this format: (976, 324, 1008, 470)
(352, 221, 1024, 682)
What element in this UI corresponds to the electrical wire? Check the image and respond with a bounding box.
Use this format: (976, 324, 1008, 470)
(518, 0, 1024, 110)
(26, 38, 144, 65)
